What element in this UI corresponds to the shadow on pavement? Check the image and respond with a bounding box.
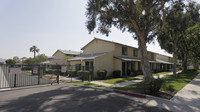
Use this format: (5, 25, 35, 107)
(0, 84, 169, 112)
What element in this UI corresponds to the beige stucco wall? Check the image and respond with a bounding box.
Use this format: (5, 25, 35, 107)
(48, 59, 67, 65)
(113, 44, 140, 58)
(113, 44, 157, 61)
(114, 58, 122, 71)
(83, 39, 115, 54)
(148, 52, 156, 60)
(156, 54, 172, 62)
(53, 51, 66, 59)
(94, 52, 114, 78)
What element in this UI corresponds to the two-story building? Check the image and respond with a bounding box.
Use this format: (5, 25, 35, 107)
(68, 38, 173, 78)
(43, 50, 81, 65)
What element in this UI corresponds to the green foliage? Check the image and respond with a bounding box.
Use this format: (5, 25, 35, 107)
(63, 56, 72, 60)
(46, 69, 57, 74)
(86, 0, 167, 39)
(24, 54, 48, 64)
(72, 82, 107, 88)
(113, 70, 200, 94)
(5, 59, 16, 65)
(97, 70, 107, 79)
(144, 79, 163, 95)
(24, 58, 36, 64)
(77, 70, 90, 80)
(13, 56, 20, 63)
(104, 77, 139, 84)
(67, 70, 77, 77)
(158, 1, 200, 72)
(30, 45, 40, 58)
(161, 70, 199, 92)
(112, 70, 121, 78)
(35, 54, 48, 63)
(186, 23, 200, 60)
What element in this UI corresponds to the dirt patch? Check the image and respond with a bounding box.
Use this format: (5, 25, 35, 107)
(154, 91, 176, 100)
(126, 89, 176, 100)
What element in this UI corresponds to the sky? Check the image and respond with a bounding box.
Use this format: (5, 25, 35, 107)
(0, 0, 199, 59)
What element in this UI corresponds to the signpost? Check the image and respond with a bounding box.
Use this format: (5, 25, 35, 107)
(10, 67, 21, 75)
(61, 66, 67, 73)
(33, 67, 38, 74)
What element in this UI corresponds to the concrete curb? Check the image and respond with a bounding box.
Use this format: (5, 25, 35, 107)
(113, 90, 146, 98)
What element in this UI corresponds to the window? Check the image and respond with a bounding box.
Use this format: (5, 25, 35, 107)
(131, 62, 135, 72)
(133, 49, 138, 57)
(138, 62, 141, 71)
(122, 46, 127, 55)
(85, 62, 89, 70)
(151, 53, 154, 59)
(150, 63, 154, 70)
(85, 62, 93, 71)
(75, 64, 81, 71)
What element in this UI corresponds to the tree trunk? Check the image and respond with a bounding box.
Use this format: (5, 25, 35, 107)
(182, 53, 187, 72)
(138, 38, 153, 82)
(34, 51, 36, 58)
(173, 35, 178, 77)
(193, 58, 199, 70)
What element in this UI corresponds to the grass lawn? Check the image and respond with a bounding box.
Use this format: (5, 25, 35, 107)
(113, 70, 200, 93)
(160, 70, 200, 92)
(103, 71, 172, 84)
(103, 77, 140, 84)
(70, 70, 199, 99)
(135, 71, 172, 78)
(72, 82, 108, 88)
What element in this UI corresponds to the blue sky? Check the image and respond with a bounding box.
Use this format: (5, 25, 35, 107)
(0, 0, 199, 59)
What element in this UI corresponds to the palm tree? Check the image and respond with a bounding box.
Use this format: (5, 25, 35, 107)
(30, 45, 39, 58)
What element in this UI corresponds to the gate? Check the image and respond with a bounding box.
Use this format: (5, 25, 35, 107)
(0, 64, 94, 89)
(0, 64, 53, 89)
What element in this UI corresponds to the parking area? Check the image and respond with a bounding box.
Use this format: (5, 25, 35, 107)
(0, 84, 169, 112)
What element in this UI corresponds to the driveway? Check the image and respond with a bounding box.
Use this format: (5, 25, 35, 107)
(0, 84, 169, 112)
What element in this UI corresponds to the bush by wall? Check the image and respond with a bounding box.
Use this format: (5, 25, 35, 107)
(67, 70, 77, 77)
(144, 78, 163, 95)
(77, 70, 89, 81)
(112, 70, 121, 78)
(97, 70, 107, 79)
(46, 69, 58, 74)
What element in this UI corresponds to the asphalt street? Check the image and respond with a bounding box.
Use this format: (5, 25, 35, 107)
(0, 84, 170, 112)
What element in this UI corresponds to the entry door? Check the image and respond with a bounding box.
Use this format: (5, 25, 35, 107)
(122, 62, 126, 76)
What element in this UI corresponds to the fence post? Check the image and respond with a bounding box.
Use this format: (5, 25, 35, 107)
(57, 74, 59, 84)
(56, 67, 59, 84)
(14, 74, 16, 87)
(38, 66, 40, 85)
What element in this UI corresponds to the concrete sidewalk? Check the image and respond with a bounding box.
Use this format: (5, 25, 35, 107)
(170, 73, 200, 108)
(114, 92, 200, 112)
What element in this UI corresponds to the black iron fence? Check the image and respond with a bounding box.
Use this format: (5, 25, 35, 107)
(0, 64, 94, 89)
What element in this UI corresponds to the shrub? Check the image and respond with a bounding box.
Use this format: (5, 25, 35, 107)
(112, 70, 121, 78)
(67, 70, 77, 77)
(97, 70, 107, 79)
(46, 69, 59, 74)
(136, 70, 143, 75)
(144, 79, 163, 95)
(77, 70, 89, 81)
